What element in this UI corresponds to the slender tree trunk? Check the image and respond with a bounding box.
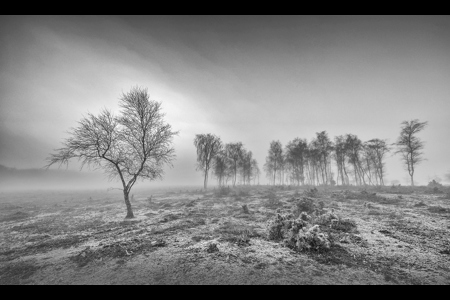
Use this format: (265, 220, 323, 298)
(123, 190, 134, 219)
(204, 168, 208, 190)
(343, 164, 349, 185)
(233, 164, 237, 186)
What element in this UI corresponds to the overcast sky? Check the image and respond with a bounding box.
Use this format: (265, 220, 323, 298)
(1, 15, 449, 187)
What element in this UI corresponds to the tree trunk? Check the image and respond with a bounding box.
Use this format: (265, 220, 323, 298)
(123, 190, 134, 219)
(233, 164, 237, 186)
(410, 175, 414, 187)
(204, 169, 208, 190)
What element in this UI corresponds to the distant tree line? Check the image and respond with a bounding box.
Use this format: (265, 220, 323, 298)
(193, 119, 428, 188)
(194, 134, 260, 189)
(264, 119, 428, 187)
(264, 133, 391, 186)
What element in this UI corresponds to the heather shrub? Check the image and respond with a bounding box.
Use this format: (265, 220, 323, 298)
(304, 187, 319, 198)
(267, 212, 295, 241)
(295, 225, 331, 251)
(313, 211, 339, 226)
(264, 190, 282, 209)
(427, 180, 443, 188)
(267, 212, 331, 252)
(293, 197, 325, 217)
(267, 207, 358, 252)
(329, 218, 357, 232)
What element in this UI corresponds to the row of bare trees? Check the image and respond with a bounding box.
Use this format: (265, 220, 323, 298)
(334, 135, 391, 186)
(264, 119, 428, 187)
(264, 134, 391, 187)
(194, 134, 260, 189)
(264, 132, 338, 186)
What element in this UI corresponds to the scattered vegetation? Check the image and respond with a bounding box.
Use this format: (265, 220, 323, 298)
(293, 197, 325, 216)
(1, 183, 449, 284)
(427, 206, 450, 214)
(0, 260, 42, 284)
(267, 199, 358, 253)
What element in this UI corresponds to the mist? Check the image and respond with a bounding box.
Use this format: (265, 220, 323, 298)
(1, 15, 450, 189)
(2, 15, 450, 285)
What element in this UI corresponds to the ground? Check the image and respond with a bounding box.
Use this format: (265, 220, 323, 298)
(0, 185, 449, 285)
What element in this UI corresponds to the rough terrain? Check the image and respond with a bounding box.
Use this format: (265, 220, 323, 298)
(0, 185, 449, 285)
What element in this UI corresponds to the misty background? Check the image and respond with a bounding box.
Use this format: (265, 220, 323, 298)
(1, 15, 450, 190)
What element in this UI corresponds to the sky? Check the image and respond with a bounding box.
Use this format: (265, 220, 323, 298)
(1, 15, 450, 188)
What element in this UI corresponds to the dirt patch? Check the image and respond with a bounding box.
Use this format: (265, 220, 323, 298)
(0, 260, 43, 284)
(0, 211, 31, 222)
(215, 221, 261, 246)
(428, 206, 450, 214)
(70, 238, 167, 267)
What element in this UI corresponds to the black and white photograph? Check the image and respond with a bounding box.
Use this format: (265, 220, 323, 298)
(0, 15, 449, 285)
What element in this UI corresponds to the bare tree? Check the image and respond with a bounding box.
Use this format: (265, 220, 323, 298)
(225, 142, 244, 186)
(194, 134, 222, 190)
(239, 149, 253, 185)
(314, 131, 334, 185)
(46, 86, 177, 219)
(307, 141, 322, 185)
(285, 138, 307, 186)
(265, 140, 283, 185)
(394, 119, 428, 186)
(345, 134, 366, 186)
(364, 139, 391, 185)
(333, 135, 349, 186)
(264, 157, 275, 185)
(213, 150, 229, 187)
(251, 158, 260, 185)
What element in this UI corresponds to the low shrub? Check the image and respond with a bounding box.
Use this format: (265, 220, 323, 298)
(264, 191, 282, 209)
(295, 225, 331, 251)
(304, 187, 319, 198)
(293, 197, 325, 217)
(267, 212, 331, 252)
(267, 208, 358, 252)
(428, 206, 450, 214)
(206, 243, 219, 253)
(330, 218, 357, 232)
(414, 201, 427, 207)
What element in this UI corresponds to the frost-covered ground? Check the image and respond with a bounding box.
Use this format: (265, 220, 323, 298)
(0, 185, 449, 285)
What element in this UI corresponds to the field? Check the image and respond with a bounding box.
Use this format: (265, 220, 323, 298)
(1, 185, 449, 285)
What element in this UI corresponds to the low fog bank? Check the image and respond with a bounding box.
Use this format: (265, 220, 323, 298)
(0, 165, 113, 191)
(0, 164, 206, 192)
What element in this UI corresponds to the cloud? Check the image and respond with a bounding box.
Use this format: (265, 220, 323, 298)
(1, 16, 450, 186)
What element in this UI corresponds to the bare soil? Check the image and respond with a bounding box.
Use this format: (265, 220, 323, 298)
(0, 185, 449, 285)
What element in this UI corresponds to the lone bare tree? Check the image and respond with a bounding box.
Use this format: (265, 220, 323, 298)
(394, 119, 428, 186)
(46, 86, 178, 218)
(194, 133, 222, 190)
